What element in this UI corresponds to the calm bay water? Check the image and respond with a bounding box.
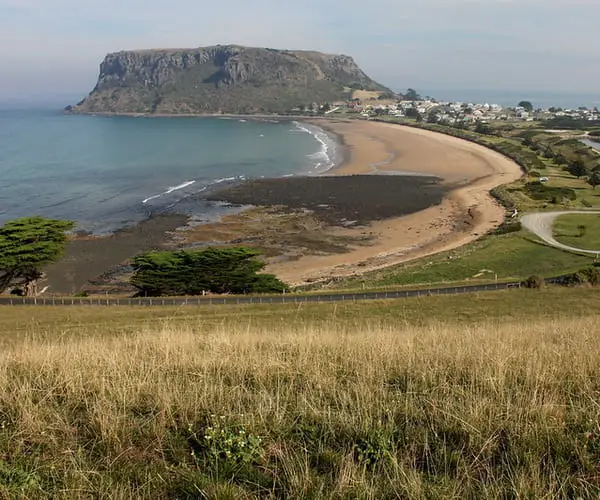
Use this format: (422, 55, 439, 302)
(0, 110, 336, 233)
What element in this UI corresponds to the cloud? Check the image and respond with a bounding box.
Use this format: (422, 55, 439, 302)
(0, 0, 598, 100)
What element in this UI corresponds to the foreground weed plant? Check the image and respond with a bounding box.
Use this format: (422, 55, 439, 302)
(188, 416, 263, 467)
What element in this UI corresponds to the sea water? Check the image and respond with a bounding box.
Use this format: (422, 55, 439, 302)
(0, 110, 338, 233)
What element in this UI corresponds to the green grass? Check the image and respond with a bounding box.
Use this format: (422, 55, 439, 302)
(554, 213, 600, 251)
(1, 288, 600, 497)
(2, 287, 600, 346)
(323, 232, 595, 291)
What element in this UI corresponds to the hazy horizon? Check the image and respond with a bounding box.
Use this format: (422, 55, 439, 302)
(1, 0, 599, 103)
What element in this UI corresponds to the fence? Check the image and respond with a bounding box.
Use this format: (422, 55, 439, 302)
(0, 281, 522, 307)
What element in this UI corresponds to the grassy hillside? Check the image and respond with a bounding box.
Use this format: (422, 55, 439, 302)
(554, 213, 600, 251)
(1, 288, 600, 498)
(314, 230, 596, 291)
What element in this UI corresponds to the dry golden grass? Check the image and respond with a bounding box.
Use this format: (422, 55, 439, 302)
(0, 309, 599, 498)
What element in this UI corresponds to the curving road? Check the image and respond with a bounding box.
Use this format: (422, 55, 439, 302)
(521, 211, 600, 256)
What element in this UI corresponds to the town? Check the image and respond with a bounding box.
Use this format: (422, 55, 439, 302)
(314, 89, 600, 126)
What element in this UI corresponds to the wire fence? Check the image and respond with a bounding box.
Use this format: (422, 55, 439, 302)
(0, 281, 523, 307)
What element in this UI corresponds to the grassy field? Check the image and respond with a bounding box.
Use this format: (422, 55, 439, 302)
(554, 213, 600, 251)
(1, 288, 600, 498)
(319, 231, 595, 291)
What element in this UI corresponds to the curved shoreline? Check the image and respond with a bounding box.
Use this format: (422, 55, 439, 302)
(43, 117, 524, 293)
(267, 119, 524, 286)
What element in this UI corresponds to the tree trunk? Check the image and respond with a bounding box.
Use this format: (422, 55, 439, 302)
(23, 271, 44, 297)
(0, 272, 15, 294)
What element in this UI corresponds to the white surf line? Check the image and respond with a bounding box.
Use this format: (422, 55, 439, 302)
(293, 121, 335, 172)
(142, 180, 196, 204)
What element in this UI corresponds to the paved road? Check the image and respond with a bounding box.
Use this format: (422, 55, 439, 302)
(0, 281, 524, 306)
(521, 211, 600, 256)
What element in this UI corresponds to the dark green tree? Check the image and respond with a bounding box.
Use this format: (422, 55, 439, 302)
(588, 170, 600, 189)
(555, 153, 568, 165)
(475, 121, 493, 135)
(0, 217, 74, 295)
(405, 88, 421, 101)
(567, 160, 589, 179)
(518, 101, 534, 112)
(427, 111, 439, 124)
(130, 247, 288, 297)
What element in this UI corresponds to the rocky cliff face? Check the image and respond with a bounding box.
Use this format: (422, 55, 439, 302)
(69, 45, 391, 114)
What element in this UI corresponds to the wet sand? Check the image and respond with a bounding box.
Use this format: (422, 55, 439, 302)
(44, 214, 188, 294)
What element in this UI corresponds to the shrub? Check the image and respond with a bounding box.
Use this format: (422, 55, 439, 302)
(524, 182, 577, 203)
(523, 275, 544, 289)
(490, 187, 516, 210)
(553, 267, 600, 287)
(494, 222, 522, 235)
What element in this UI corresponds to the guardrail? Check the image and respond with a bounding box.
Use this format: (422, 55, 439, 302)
(0, 281, 522, 307)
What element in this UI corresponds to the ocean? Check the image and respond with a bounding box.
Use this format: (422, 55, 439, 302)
(0, 110, 338, 234)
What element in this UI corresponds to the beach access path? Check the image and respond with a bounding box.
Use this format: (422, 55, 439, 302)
(267, 119, 524, 286)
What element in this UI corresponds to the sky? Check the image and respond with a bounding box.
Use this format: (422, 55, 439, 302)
(1, 0, 599, 104)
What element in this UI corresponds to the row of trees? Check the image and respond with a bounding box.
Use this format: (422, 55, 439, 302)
(0, 217, 287, 297)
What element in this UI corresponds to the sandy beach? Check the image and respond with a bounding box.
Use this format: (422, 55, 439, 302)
(43, 118, 523, 293)
(264, 119, 524, 285)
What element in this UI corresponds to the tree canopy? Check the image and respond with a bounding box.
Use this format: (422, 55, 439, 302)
(475, 121, 493, 135)
(404, 88, 421, 101)
(567, 160, 589, 179)
(518, 101, 534, 112)
(0, 217, 74, 295)
(130, 247, 288, 297)
(588, 170, 600, 189)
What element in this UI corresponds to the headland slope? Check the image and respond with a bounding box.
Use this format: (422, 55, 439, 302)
(68, 45, 391, 115)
